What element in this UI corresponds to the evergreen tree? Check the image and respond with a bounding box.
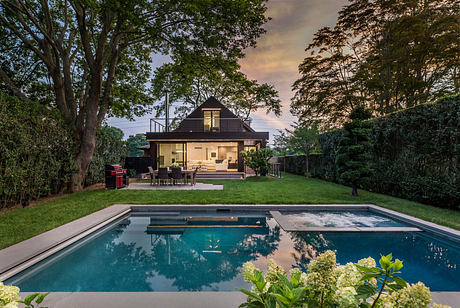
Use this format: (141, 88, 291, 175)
(336, 106, 373, 196)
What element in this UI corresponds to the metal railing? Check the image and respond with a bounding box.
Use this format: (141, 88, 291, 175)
(149, 118, 250, 133)
(149, 119, 165, 133)
(268, 163, 281, 178)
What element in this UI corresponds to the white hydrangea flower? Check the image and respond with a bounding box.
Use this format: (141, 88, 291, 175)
(336, 263, 362, 288)
(242, 262, 259, 282)
(357, 257, 376, 268)
(333, 286, 359, 308)
(3, 302, 19, 308)
(391, 282, 431, 308)
(265, 259, 286, 283)
(0, 282, 20, 307)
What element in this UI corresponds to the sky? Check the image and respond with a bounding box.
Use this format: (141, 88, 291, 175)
(107, 0, 347, 143)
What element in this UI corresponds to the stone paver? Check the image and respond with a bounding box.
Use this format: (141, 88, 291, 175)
(123, 182, 223, 190)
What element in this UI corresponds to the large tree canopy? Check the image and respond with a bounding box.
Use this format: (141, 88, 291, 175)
(151, 50, 281, 122)
(291, 0, 459, 129)
(0, 0, 269, 190)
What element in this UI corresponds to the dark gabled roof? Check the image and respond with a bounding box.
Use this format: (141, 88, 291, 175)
(146, 131, 268, 141)
(181, 96, 254, 132)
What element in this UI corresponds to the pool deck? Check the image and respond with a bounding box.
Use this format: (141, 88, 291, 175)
(1, 203, 460, 307)
(16, 291, 459, 308)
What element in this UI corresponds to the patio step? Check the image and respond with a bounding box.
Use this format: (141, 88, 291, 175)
(195, 172, 245, 180)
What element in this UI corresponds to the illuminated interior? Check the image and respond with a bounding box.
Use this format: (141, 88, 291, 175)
(157, 143, 185, 167)
(186, 142, 238, 171)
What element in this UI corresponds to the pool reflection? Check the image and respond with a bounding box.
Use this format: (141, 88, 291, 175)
(7, 214, 460, 292)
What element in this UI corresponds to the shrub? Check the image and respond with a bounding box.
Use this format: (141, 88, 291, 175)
(0, 92, 76, 208)
(241, 148, 273, 176)
(240, 251, 450, 308)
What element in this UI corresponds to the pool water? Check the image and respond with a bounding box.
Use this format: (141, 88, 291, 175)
(279, 211, 408, 228)
(6, 212, 460, 292)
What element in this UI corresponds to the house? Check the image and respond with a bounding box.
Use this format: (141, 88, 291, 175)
(145, 97, 269, 175)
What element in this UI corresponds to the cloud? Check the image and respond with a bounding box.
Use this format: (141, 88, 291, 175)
(239, 0, 348, 132)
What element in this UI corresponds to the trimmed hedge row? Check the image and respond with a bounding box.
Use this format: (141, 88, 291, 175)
(280, 95, 460, 209)
(0, 93, 77, 208)
(85, 126, 128, 186)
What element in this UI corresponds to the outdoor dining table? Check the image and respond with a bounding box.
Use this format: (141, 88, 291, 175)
(151, 169, 196, 186)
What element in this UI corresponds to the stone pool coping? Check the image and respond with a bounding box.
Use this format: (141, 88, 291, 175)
(15, 291, 459, 308)
(1, 203, 460, 307)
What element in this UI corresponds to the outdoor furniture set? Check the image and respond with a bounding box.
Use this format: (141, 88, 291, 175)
(147, 166, 197, 186)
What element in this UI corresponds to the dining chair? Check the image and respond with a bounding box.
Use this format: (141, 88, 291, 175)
(158, 167, 170, 185)
(147, 166, 155, 186)
(171, 167, 184, 185)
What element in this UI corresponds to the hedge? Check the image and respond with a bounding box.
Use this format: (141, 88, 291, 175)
(280, 95, 459, 209)
(85, 126, 128, 186)
(0, 92, 76, 208)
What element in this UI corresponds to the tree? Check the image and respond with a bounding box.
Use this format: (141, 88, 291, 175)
(241, 148, 273, 177)
(151, 51, 281, 122)
(272, 130, 291, 172)
(126, 133, 148, 157)
(291, 0, 459, 129)
(336, 105, 373, 196)
(85, 126, 127, 186)
(0, 0, 269, 191)
(287, 123, 319, 176)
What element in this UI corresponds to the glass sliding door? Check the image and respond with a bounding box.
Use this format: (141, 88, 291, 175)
(187, 142, 238, 171)
(157, 143, 185, 168)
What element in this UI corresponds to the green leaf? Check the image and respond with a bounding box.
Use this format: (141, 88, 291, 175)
(356, 284, 376, 299)
(35, 292, 50, 304)
(361, 273, 381, 281)
(23, 293, 39, 306)
(392, 276, 407, 287)
(240, 289, 263, 303)
(387, 283, 404, 291)
(269, 293, 291, 305)
(392, 259, 403, 271)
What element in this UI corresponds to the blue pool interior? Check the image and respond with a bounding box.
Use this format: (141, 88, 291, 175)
(278, 210, 409, 228)
(6, 210, 460, 292)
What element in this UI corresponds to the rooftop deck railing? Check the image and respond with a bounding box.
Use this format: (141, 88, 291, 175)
(149, 118, 250, 133)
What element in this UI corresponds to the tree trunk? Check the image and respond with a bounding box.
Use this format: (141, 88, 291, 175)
(70, 72, 103, 191)
(352, 185, 358, 196)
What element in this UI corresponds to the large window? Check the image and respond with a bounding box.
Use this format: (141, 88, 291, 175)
(203, 110, 220, 132)
(157, 143, 185, 168)
(187, 142, 238, 171)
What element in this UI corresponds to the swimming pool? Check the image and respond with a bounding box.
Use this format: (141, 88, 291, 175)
(5, 210, 460, 292)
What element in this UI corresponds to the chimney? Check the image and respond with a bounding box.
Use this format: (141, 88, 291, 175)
(244, 118, 252, 127)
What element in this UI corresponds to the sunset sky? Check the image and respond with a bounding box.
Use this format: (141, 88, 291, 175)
(108, 0, 348, 143)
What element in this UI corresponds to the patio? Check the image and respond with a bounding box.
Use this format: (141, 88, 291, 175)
(123, 182, 223, 190)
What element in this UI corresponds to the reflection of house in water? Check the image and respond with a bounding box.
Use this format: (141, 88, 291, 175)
(142, 214, 279, 291)
(145, 215, 269, 254)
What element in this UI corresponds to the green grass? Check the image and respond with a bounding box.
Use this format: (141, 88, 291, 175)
(1, 173, 459, 249)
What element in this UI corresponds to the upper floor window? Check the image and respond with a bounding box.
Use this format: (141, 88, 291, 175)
(203, 110, 220, 132)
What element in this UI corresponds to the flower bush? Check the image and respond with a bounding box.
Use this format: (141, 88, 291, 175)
(0, 282, 48, 308)
(0, 282, 20, 308)
(240, 251, 450, 308)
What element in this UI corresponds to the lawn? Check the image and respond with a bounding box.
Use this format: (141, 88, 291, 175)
(1, 173, 459, 250)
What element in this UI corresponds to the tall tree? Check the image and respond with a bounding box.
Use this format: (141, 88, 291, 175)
(151, 51, 281, 122)
(336, 105, 373, 196)
(126, 133, 148, 157)
(0, 0, 269, 190)
(292, 0, 459, 128)
(287, 123, 320, 176)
